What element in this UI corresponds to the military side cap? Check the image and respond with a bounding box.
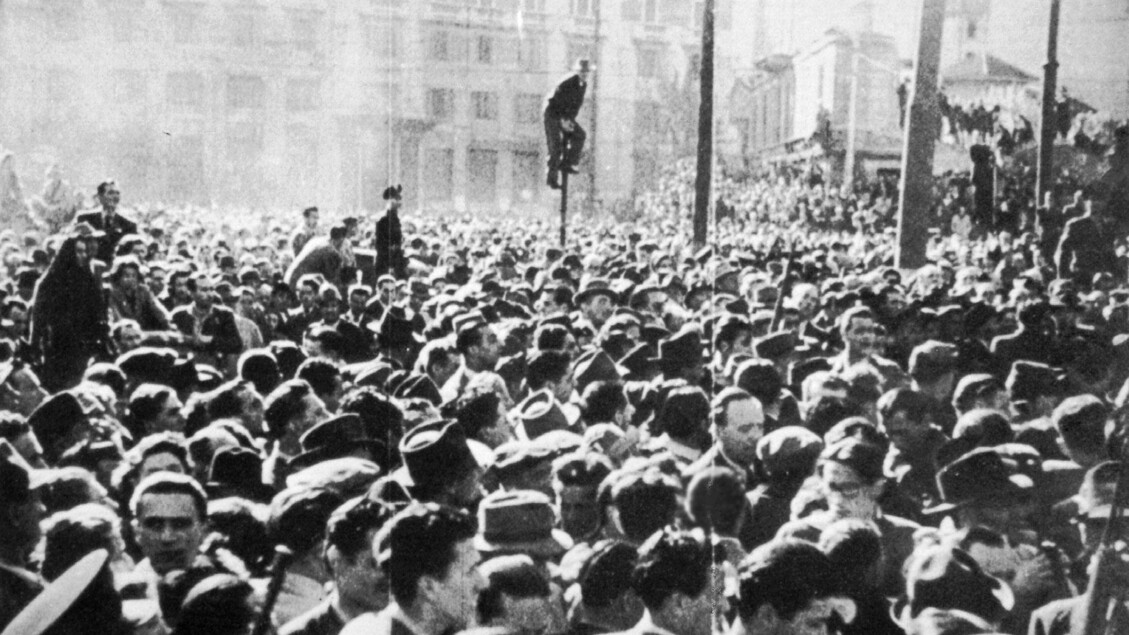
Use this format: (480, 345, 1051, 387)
(573, 350, 624, 392)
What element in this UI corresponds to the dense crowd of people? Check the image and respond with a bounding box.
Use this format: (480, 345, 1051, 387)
(0, 135, 1127, 635)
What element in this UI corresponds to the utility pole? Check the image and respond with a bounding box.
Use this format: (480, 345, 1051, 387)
(895, 0, 946, 270)
(559, 169, 568, 247)
(844, 44, 860, 191)
(692, 0, 714, 248)
(1036, 0, 1061, 200)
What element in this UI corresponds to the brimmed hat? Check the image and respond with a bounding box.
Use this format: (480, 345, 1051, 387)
(925, 447, 1034, 514)
(475, 490, 573, 558)
(574, 279, 618, 305)
(573, 350, 625, 392)
(895, 544, 1014, 623)
(516, 390, 569, 440)
(651, 326, 704, 364)
(205, 446, 273, 502)
(1005, 361, 1066, 404)
(396, 420, 477, 488)
(392, 374, 443, 406)
(370, 308, 423, 349)
(1, 549, 109, 635)
(290, 413, 386, 471)
(1075, 461, 1128, 519)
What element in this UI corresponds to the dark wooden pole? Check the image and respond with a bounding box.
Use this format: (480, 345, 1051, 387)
(692, 0, 714, 247)
(1036, 0, 1061, 200)
(895, 0, 946, 269)
(559, 170, 568, 247)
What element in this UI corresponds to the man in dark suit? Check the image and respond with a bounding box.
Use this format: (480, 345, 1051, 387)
(169, 273, 244, 370)
(990, 300, 1055, 375)
(543, 58, 592, 190)
(1055, 199, 1115, 285)
(374, 185, 406, 279)
(74, 179, 137, 263)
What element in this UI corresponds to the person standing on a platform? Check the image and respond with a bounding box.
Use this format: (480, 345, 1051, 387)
(543, 58, 592, 190)
(374, 185, 406, 280)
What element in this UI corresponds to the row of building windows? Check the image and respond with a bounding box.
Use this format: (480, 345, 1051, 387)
(426, 88, 543, 123)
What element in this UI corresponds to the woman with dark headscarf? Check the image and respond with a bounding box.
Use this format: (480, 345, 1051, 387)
(30, 234, 108, 391)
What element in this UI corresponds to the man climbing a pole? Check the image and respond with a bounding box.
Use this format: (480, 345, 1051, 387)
(544, 58, 592, 190)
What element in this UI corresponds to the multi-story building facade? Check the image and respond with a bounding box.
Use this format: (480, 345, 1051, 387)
(726, 27, 902, 179)
(0, 0, 737, 216)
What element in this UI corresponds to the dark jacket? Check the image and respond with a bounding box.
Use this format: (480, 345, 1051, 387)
(75, 209, 138, 263)
(170, 304, 244, 356)
(544, 74, 587, 120)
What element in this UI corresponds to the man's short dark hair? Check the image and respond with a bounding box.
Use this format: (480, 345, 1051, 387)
(805, 395, 865, 439)
(96, 180, 117, 196)
(476, 555, 551, 625)
(526, 350, 571, 391)
(581, 381, 626, 423)
(263, 379, 313, 439)
(579, 540, 638, 609)
(455, 391, 501, 440)
(838, 305, 875, 336)
(455, 324, 486, 356)
(297, 358, 341, 400)
(340, 386, 404, 452)
(380, 503, 477, 607)
(129, 383, 175, 430)
(326, 498, 390, 563)
(207, 380, 251, 421)
(714, 316, 753, 349)
(609, 469, 681, 544)
(710, 387, 755, 429)
(535, 324, 571, 351)
(130, 472, 207, 521)
(877, 388, 932, 428)
(685, 466, 745, 535)
(736, 539, 843, 622)
(632, 528, 712, 611)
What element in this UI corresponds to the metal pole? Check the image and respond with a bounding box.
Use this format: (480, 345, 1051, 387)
(844, 44, 860, 191)
(692, 0, 714, 247)
(559, 170, 568, 247)
(1036, 0, 1061, 200)
(895, 0, 946, 270)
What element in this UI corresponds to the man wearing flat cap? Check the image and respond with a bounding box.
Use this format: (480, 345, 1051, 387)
(374, 185, 407, 280)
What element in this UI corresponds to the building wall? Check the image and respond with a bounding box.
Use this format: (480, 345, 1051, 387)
(0, 0, 736, 215)
(729, 28, 900, 166)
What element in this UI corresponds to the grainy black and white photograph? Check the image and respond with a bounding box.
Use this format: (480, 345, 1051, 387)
(0, 0, 1127, 633)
